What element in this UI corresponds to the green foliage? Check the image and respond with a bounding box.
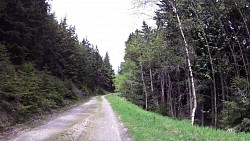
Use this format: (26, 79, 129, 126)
(106, 94, 250, 140)
(0, 0, 115, 130)
(238, 118, 250, 132)
(0, 61, 78, 124)
(114, 73, 126, 92)
(100, 52, 115, 92)
(118, 0, 250, 131)
(117, 21, 187, 116)
(115, 59, 144, 107)
(220, 77, 250, 132)
(0, 0, 114, 134)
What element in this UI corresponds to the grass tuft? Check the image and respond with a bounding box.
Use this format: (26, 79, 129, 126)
(106, 94, 250, 141)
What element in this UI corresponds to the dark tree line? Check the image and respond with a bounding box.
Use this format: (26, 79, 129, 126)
(116, 0, 250, 132)
(0, 0, 114, 129)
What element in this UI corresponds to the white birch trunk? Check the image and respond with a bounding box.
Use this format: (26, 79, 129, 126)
(169, 0, 197, 125)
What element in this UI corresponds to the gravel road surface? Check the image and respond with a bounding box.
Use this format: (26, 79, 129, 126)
(4, 96, 132, 141)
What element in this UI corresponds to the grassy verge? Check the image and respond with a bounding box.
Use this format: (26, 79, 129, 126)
(106, 94, 250, 141)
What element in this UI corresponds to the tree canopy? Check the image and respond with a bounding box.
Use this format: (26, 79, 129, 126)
(116, 0, 250, 132)
(0, 0, 114, 130)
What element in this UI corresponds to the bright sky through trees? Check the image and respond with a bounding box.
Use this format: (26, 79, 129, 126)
(49, 0, 156, 73)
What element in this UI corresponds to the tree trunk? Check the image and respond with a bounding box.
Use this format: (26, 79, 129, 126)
(167, 72, 174, 119)
(208, 0, 240, 77)
(188, 74, 193, 119)
(140, 62, 148, 110)
(150, 65, 154, 94)
(213, 76, 217, 127)
(191, 0, 227, 127)
(234, 30, 249, 84)
(150, 66, 159, 108)
(161, 71, 165, 111)
(169, 0, 197, 125)
(176, 69, 181, 118)
(201, 102, 204, 126)
(206, 40, 217, 128)
(211, 86, 215, 126)
(220, 71, 225, 110)
(234, 1, 250, 38)
(234, 2, 250, 84)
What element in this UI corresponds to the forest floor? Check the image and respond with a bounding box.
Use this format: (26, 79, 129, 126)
(1, 96, 132, 141)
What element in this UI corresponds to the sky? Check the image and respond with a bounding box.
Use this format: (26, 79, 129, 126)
(48, 0, 157, 73)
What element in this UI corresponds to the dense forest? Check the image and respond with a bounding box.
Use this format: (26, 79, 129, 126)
(0, 0, 114, 130)
(115, 0, 250, 132)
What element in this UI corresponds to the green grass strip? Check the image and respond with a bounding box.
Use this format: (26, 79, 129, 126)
(106, 93, 250, 141)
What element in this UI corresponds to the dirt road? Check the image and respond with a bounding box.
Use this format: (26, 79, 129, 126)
(4, 96, 132, 141)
